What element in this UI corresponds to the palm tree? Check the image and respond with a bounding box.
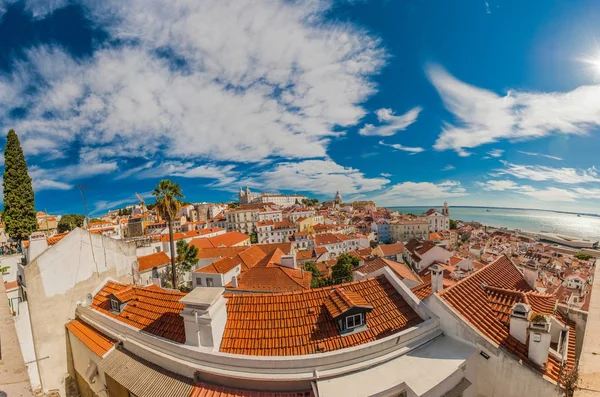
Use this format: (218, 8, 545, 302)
(152, 179, 184, 288)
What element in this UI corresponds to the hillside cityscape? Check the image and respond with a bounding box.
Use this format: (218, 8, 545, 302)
(3, 0, 600, 396)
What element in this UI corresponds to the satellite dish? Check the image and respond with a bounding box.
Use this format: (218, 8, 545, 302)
(132, 261, 141, 285)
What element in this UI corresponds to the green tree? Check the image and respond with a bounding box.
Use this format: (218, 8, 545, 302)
(146, 203, 156, 211)
(575, 253, 592, 261)
(57, 214, 85, 233)
(250, 232, 258, 244)
(153, 180, 184, 288)
(162, 240, 199, 291)
(331, 254, 357, 284)
(303, 262, 320, 278)
(89, 218, 103, 223)
(450, 219, 457, 230)
(2, 129, 37, 242)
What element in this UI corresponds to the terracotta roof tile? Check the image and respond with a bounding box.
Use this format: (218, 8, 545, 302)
(229, 265, 311, 292)
(190, 382, 312, 397)
(438, 255, 572, 382)
(47, 232, 69, 245)
(209, 232, 250, 247)
(4, 280, 19, 291)
(195, 257, 241, 275)
(196, 247, 248, 259)
(360, 257, 420, 283)
(92, 281, 186, 343)
(254, 242, 293, 255)
(66, 319, 115, 357)
(324, 288, 373, 319)
(137, 252, 171, 273)
(221, 275, 422, 356)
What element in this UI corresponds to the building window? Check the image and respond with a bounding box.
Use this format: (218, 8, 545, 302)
(196, 277, 202, 286)
(206, 278, 214, 287)
(345, 313, 363, 329)
(110, 298, 120, 312)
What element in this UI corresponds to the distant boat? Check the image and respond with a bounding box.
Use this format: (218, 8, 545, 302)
(486, 209, 491, 212)
(577, 214, 581, 217)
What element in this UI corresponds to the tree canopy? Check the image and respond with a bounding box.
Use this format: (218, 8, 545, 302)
(331, 253, 357, 284)
(153, 179, 184, 288)
(58, 214, 85, 233)
(574, 253, 592, 261)
(2, 129, 37, 241)
(450, 219, 457, 229)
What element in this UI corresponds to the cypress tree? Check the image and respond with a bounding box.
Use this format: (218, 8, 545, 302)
(2, 129, 37, 242)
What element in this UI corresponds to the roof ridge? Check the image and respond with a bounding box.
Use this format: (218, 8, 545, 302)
(438, 255, 516, 296)
(279, 265, 309, 287)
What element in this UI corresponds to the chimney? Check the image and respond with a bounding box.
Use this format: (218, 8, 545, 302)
(27, 231, 49, 263)
(509, 303, 531, 345)
(231, 276, 238, 288)
(528, 313, 552, 366)
(179, 287, 228, 350)
(523, 267, 539, 290)
(280, 254, 297, 269)
(430, 264, 445, 294)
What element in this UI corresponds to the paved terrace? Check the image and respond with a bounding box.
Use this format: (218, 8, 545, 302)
(0, 274, 33, 397)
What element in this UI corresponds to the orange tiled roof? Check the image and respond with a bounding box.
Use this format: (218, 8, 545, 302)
(4, 280, 19, 291)
(190, 382, 312, 397)
(324, 288, 373, 319)
(438, 255, 573, 382)
(296, 250, 313, 260)
(208, 231, 249, 247)
(137, 251, 171, 272)
(92, 281, 186, 343)
(195, 256, 241, 275)
(66, 319, 115, 357)
(190, 238, 216, 250)
(254, 242, 292, 255)
(221, 275, 422, 356)
(196, 246, 248, 259)
(47, 232, 69, 245)
(359, 257, 421, 283)
(377, 242, 405, 256)
(415, 241, 436, 256)
(229, 265, 311, 292)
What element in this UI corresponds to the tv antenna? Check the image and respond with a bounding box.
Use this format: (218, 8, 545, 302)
(77, 185, 91, 228)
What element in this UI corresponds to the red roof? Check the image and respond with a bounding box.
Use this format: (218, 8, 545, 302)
(190, 382, 312, 397)
(4, 280, 19, 291)
(92, 282, 186, 343)
(137, 252, 171, 273)
(66, 319, 115, 357)
(376, 242, 405, 257)
(221, 275, 422, 356)
(438, 255, 575, 382)
(47, 232, 69, 245)
(209, 231, 249, 247)
(324, 288, 373, 319)
(195, 257, 241, 274)
(314, 233, 341, 246)
(359, 257, 421, 283)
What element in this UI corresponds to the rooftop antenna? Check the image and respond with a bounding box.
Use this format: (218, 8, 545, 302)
(77, 185, 91, 228)
(77, 185, 99, 277)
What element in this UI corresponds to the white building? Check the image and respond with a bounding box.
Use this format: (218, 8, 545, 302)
(419, 206, 450, 233)
(225, 208, 259, 235)
(67, 266, 478, 397)
(238, 186, 307, 206)
(389, 219, 429, 242)
(404, 240, 452, 271)
(256, 220, 297, 244)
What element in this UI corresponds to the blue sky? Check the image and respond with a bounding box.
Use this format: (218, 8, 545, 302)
(1, 0, 600, 215)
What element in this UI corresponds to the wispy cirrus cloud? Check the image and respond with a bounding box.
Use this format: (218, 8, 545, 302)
(441, 164, 455, 171)
(378, 140, 424, 154)
(359, 106, 422, 136)
(494, 161, 600, 184)
(477, 178, 600, 202)
(427, 64, 600, 156)
(517, 151, 563, 161)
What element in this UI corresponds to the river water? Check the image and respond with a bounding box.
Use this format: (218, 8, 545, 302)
(389, 206, 600, 241)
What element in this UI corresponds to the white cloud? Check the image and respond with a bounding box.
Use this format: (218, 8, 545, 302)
(378, 140, 424, 154)
(441, 164, 455, 171)
(0, 0, 69, 18)
(517, 151, 563, 161)
(380, 172, 392, 177)
(371, 180, 468, 205)
(487, 149, 504, 158)
(0, 0, 386, 167)
(127, 161, 240, 189)
(359, 106, 422, 136)
(253, 160, 390, 196)
(427, 64, 600, 155)
(519, 186, 579, 202)
(477, 179, 519, 191)
(495, 161, 600, 184)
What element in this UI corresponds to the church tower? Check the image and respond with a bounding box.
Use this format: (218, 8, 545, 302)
(442, 201, 449, 216)
(334, 191, 343, 207)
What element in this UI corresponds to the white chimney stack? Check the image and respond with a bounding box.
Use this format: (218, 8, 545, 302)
(179, 287, 228, 350)
(509, 303, 531, 345)
(280, 254, 297, 269)
(430, 264, 445, 294)
(523, 267, 539, 290)
(528, 314, 552, 367)
(231, 276, 238, 288)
